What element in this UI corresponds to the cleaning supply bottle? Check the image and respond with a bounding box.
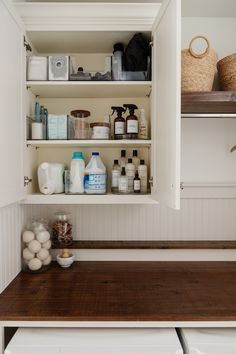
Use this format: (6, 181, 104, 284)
(120, 149, 126, 168)
(118, 167, 128, 194)
(132, 150, 140, 171)
(111, 160, 121, 193)
(138, 159, 148, 193)
(69, 152, 85, 194)
(138, 108, 149, 139)
(84, 152, 107, 194)
(112, 43, 124, 80)
(111, 106, 126, 140)
(133, 171, 141, 193)
(123, 104, 138, 139)
(125, 158, 135, 193)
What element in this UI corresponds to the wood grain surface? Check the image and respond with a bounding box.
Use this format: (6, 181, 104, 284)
(182, 91, 236, 113)
(52, 240, 236, 249)
(1, 262, 236, 321)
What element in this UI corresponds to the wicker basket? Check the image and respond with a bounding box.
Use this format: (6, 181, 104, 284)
(182, 35, 218, 92)
(217, 54, 236, 91)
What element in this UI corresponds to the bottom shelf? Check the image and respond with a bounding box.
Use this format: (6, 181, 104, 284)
(20, 193, 157, 205)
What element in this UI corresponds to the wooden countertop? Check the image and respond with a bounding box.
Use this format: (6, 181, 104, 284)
(1, 262, 236, 322)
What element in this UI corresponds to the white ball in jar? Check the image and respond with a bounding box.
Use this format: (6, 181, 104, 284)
(43, 255, 52, 266)
(37, 248, 49, 261)
(42, 240, 52, 250)
(28, 240, 41, 253)
(36, 230, 50, 243)
(22, 230, 35, 243)
(23, 247, 34, 261)
(28, 258, 42, 271)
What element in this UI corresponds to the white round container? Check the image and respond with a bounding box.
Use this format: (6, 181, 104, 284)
(90, 123, 110, 139)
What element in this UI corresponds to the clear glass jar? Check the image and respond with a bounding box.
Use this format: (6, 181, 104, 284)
(69, 109, 90, 139)
(52, 212, 73, 246)
(22, 219, 52, 273)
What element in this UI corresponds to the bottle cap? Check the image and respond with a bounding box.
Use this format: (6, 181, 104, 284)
(121, 150, 126, 157)
(135, 171, 139, 178)
(133, 150, 138, 157)
(92, 152, 99, 156)
(114, 160, 119, 164)
(72, 152, 84, 160)
(140, 159, 145, 165)
(128, 158, 132, 163)
(113, 43, 124, 53)
(121, 167, 126, 175)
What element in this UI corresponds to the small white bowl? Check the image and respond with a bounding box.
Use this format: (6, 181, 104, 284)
(57, 254, 74, 268)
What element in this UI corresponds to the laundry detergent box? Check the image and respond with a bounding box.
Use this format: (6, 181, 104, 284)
(47, 114, 68, 140)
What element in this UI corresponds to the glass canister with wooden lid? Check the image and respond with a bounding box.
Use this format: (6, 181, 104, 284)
(69, 109, 90, 139)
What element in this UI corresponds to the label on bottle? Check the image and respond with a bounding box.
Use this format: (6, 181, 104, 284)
(134, 180, 141, 191)
(112, 170, 121, 188)
(84, 173, 106, 193)
(115, 121, 125, 135)
(127, 120, 138, 134)
(119, 178, 128, 193)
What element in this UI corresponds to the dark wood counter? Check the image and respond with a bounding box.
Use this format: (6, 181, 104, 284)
(1, 262, 236, 322)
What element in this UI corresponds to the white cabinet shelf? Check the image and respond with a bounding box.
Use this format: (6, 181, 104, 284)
(26, 81, 152, 99)
(27, 139, 152, 148)
(21, 193, 157, 205)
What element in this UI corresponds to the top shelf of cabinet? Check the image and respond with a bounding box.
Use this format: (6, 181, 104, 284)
(182, 92, 236, 116)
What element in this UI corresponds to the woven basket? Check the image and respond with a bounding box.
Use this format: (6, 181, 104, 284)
(217, 53, 236, 91)
(182, 35, 218, 92)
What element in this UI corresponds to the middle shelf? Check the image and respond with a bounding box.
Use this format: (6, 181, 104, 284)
(27, 139, 152, 148)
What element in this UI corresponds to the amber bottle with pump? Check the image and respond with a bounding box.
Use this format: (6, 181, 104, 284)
(111, 106, 126, 140)
(123, 104, 138, 139)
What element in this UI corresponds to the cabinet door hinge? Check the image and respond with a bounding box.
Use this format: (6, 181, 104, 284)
(24, 37, 32, 52)
(149, 177, 153, 187)
(180, 182, 184, 190)
(24, 176, 32, 187)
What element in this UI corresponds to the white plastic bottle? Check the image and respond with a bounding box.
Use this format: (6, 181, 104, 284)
(69, 152, 85, 194)
(120, 150, 126, 168)
(132, 150, 140, 171)
(125, 158, 135, 193)
(84, 152, 107, 194)
(118, 167, 128, 193)
(138, 108, 149, 139)
(138, 159, 148, 193)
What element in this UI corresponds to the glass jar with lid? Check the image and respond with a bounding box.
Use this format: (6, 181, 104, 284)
(69, 109, 90, 139)
(52, 212, 73, 246)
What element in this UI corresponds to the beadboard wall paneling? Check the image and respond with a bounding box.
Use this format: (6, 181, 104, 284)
(23, 199, 236, 241)
(0, 203, 23, 293)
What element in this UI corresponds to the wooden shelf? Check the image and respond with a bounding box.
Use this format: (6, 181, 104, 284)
(26, 81, 152, 98)
(27, 139, 152, 148)
(21, 193, 157, 205)
(182, 91, 236, 114)
(52, 240, 236, 250)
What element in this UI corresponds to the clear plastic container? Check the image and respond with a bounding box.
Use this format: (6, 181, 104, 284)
(52, 212, 73, 246)
(22, 219, 52, 273)
(69, 110, 90, 139)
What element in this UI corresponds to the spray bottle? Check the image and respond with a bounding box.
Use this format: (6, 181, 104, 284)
(123, 104, 138, 139)
(111, 106, 126, 140)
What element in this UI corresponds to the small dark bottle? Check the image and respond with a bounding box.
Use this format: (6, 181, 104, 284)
(133, 171, 141, 193)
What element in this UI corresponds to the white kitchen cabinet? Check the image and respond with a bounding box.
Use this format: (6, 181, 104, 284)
(0, 0, 181, 209)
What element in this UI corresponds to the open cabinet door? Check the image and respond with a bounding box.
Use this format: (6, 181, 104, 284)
(0, 0, 26, 207)
(151, 0, 181, 209)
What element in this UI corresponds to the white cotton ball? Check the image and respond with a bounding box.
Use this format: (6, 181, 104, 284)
(37, 248, 49, 261)
(42, 240, 52, 250)
(28, 240, 41, 253)
(22, 230, 35, 243)
(23, 247, 34, 261)
(36, 230, 50, 243)
(28, 258, 42, 271)
(43, 255, 52, 266)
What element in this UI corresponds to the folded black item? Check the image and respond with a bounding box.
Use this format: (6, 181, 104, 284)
(124, 33, 151, 71)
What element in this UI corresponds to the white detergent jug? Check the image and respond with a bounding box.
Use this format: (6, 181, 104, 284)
(69, 152, 85, 194)
(84, 152, 107, 194)
(38, 162, 65, 195)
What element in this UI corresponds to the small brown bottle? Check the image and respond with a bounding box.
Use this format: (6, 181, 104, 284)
(123, 104, 138, 139)
(112, 106, 126, 140)
(133, 171, 141, 193)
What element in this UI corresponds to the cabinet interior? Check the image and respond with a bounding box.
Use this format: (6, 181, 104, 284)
(25, 30, 152, 196)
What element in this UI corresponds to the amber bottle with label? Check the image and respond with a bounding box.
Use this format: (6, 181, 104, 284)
(123, 104, 138, 139)
(111, 106, 126, 140)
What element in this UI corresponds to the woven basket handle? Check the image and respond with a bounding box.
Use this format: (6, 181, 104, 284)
(189, 35, 210, 58)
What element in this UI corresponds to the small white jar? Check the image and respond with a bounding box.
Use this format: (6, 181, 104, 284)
(90, 122, 110, 139)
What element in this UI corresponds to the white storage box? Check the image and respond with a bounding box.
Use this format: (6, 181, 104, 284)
(27, 56, 47, 81)
(5, 328, 183, 354)
(179, 328, 236, 354)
